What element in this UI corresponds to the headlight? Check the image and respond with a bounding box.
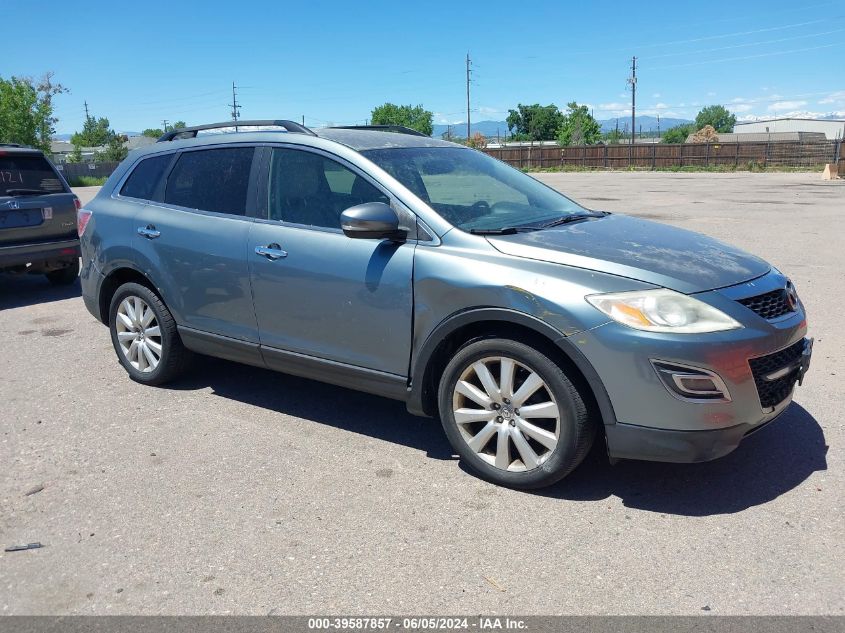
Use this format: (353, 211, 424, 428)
(586, 289, 742, 333)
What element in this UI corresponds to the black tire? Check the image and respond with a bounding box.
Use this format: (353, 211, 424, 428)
(438, 338, 595, 489)
(108, 282, 192, 385)
(45, 259, 80, 286)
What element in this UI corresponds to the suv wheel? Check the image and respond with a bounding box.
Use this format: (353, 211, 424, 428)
(45, 259, 80, 286)
(108, 282, 191, 385)
(438, 338, 595, 489)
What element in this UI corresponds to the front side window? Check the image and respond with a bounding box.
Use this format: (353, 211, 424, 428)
(164, 147, 254, 215)
(268, 148, 388, 229)
(120, 154, 172, 201)
(362, 147, 588, 232)
(0, 154, 64, 196)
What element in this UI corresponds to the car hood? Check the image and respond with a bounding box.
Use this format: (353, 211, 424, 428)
(486, 214, 770, 294)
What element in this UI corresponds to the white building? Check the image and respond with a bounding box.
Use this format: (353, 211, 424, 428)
(734, 118, 845, 140)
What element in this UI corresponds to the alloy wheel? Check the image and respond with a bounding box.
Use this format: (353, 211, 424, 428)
(451, 356, 560, 472)
(115, 296, 162, 373)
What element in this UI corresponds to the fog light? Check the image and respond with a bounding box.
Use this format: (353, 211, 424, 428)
(651, 360, 731, 403)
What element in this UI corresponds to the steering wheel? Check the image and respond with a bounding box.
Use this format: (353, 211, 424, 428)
(470, 200, 491, 217)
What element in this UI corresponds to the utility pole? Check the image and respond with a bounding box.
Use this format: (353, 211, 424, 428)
(83, 100, 90, 122)
(230, 81, 241, 131)
(466, 52, 472, 141)
(627, 56, 637, 145)
(657, 114, 660, 138)
(161, 119, 170, 132)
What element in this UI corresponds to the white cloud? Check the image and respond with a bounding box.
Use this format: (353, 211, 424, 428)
(768, 100, 808, 111)
(652, 93, 661, 98)
(819, 90, 845, 105)
(732, 103, 753, 113)
(707, 91, 717, 97)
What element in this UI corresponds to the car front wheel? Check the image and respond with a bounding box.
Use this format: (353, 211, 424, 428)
(438, 338, 595, 489)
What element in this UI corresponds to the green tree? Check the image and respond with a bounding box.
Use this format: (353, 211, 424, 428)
(96, 134, 129, 162)
(506, 104, 564, 141)
(662, 124, 695, 144)
(142, 128, 164, 138)
(0, 73, 67, 152)
(604, 128, 624, 144)
(370, 104, 433, 136)
(556, 102, 601, 146)
(171, 120, 187, 130)
(694, 105, 736, 133)
(71, 115, 114, 148)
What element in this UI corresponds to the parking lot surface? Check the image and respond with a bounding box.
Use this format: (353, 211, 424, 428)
(1, 172, 842, 615)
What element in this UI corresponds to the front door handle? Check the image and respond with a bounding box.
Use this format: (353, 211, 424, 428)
(255, 243, 287, 260)
(137, 225, 161, 239)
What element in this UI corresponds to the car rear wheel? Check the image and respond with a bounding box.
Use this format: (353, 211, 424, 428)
(108, 282, 191, 385)
(438, 338, 595, 489)
(45, 259, 80, 286)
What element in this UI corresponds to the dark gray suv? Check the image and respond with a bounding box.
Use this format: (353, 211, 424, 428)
(79, 121, 812, 489)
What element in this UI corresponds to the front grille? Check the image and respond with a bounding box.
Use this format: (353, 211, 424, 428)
(748, 339, 805, 408)
(737, 288, 793, 320)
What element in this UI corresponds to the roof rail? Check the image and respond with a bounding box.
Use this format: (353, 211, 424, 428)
(157, 120, 316, 142)
(328, 125, 428, 137)
(0, 143, 25, 148)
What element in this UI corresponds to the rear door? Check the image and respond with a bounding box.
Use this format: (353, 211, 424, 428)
(0, 151, 76, 247)
(132, 145, 261, 343)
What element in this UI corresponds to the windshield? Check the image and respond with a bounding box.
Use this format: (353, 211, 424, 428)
(0, 154, 65, 196)
(362, 147, 588, 231)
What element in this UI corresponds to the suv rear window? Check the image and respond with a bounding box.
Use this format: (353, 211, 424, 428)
(164, 147, 254, 215)
(120, 154, 173, 201)
(0, 154, 65, 196)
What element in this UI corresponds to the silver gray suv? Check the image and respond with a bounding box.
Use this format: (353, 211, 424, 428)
(79, 120, 813, 489)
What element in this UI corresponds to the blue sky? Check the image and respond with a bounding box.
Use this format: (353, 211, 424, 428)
(6, 0, 845, 134)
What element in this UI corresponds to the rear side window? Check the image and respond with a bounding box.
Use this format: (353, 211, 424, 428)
(0, 154, 65, 196)
(120, 154, 172, 201)
(164, 147, 254, 215)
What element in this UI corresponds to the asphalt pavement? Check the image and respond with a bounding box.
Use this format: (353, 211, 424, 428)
(0, 172, 841, 615)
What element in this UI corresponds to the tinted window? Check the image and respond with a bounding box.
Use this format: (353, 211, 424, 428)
(164, 147, 254, 215)
(120, 154, 172, 200)
(0, 154, 65, 196)
(268, 148, 388, 228)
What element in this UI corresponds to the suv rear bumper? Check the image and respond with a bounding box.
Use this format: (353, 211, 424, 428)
(0, 238, 80, 269)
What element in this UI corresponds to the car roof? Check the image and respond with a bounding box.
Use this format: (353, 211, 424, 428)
(0, 145, 46, 156)
(130, 127, 462, 159)
(313, 128, 458, 151)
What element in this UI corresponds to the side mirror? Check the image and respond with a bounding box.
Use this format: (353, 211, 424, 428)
(340, 202, 405, 241)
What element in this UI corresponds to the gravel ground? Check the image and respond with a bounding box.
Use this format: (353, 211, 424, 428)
(0, 172, 842, 615)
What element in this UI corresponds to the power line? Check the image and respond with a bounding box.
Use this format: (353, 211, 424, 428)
(644, 42, 839, 71)
(230, 82, 241, 130)
(466, 52, 472, 140)
(627, 57, 637, 145)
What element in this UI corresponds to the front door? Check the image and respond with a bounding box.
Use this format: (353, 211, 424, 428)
(248, 146, 414, 376)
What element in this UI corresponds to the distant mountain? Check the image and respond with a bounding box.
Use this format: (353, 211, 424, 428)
(598, 116, 692, 134)
(432, 120, 508, 139)
(432, 117, 693, 139)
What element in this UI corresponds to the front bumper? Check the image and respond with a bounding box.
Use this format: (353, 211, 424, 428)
(571, 271, 811, 463)
(0, 237, 80, 270)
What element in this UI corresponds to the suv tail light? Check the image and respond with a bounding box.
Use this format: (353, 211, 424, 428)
(77, 208, 93, 237)
(73, 195, 81, 211)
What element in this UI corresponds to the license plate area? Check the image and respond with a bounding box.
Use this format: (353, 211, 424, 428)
(1, 207, 44, 230)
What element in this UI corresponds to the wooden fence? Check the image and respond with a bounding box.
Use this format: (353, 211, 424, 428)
(483, 140, 843, 170)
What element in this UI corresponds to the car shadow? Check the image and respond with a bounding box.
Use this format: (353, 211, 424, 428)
(0, 273, 80, 310)
(169, 356, 826, 516)
(168, 355, 455, 460)
(535, 402, 828, 516)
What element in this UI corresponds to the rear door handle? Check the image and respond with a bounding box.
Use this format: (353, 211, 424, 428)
(137, 225, 161, 239)
(255, 243, 287, 260)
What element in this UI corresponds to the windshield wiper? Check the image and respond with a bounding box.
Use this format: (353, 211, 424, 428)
(539, 211, 608, 229)
(469, 226, 540, 235)
(4, 188, 47, 197)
